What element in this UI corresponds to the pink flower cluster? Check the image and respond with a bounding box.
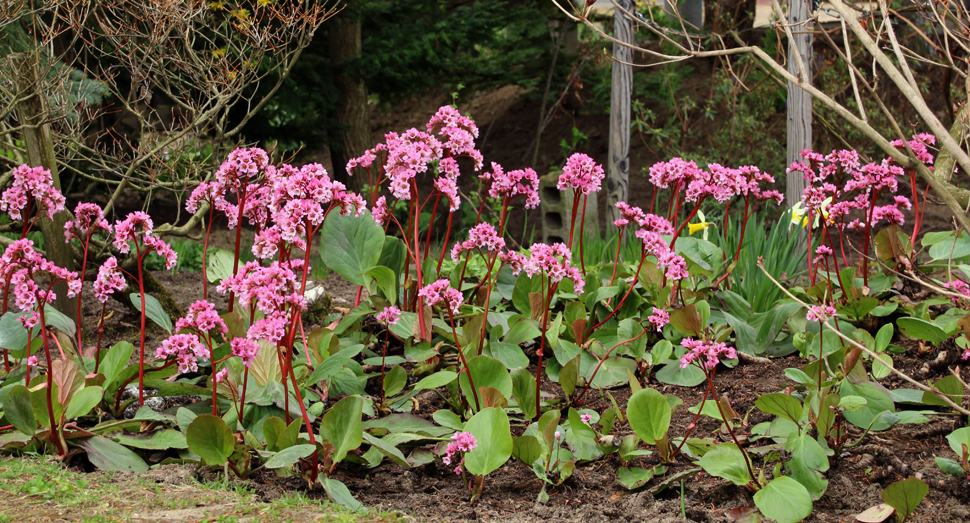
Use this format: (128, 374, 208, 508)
(93, 256, 126, 304)
(479, 162, 541, 208)
(418, 279, 464, 315)
(679, 338, 737, 369)
(371, 196, 391, 226)
(64, 203, 111, 242)
(557, 153, 605, 196)
(376, 306, 402, 325)
(0, 164, 66, 221)
(450, 223, 506, 262)
(218, 260, 304, 315)
(113, 212, 178, 270)
(442, 431, 478, 475)
(614, 202, 689, 281)
(647, 308, 669, 332)
(230, 337, 261, 367)
(943, 280, 970, 305)
(648, 159, 782, 205)
(503, 243, 585, 295)
(790, 146, 915, 231)
(156, 333, 207, 373)
(0, 239, 80, 329)
(806, 304, 837, 323)
(889, 133, 936, 166)
(176, 300, 228, 336)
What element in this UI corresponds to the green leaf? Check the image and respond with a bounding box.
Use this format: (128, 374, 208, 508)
(0, 311, 29, 351)
(616, 466, 659, 490)
(923, 375, 965, 407)
(871, 353, 894, 380)
(382, 365, 407, 398)
(412, 370, 457, 391)
(100, 342, 134, 388)
(945, 427, 970, 458)
(881, 478, 928, 523)
(4, 385, 36, 435)
(463, 407, 513, 476)
(186, 414, 235, 466)
(875, 324, 893, 352)
(459, 355, 512, 405)
(753, 476, 814, 523)
(935, 457, 965, 478)
(64, 386, 103, 420)
(697, 444, 752, 486)
(626, 389, 671, 445)
(362, 433, 410, 468)
(206, 248, 236, 283)
(756, 394, 803, 423)
(365, 266, 397, 305)
(558, 355, 580, 397)
(264, 444, 316, 469)
(319, 396, 363, 464)
(176, 407, 198, 434)
(655, 361, 706, 387)
(78, 436, 149, 472)
(130, 293, 173, 334)
(113, 429, 187, 450)
(263, 416, 287, 452)
(512, 435, 542, 466)
(785, 431, 830, 500)
(511, 367, 537, 421)
(321, 212, 384, 286)
(568, 408, 597, 445)
(432, 410, 464, 432)
(896, 317, 949, 344)
(320, 477, 363, 511)
(839, 381, 895, 431)
(43, 305, 76, 336)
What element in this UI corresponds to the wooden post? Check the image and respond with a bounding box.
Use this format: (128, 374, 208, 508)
(786, 0, 813, 208)
(11, 53, 77, 317)
(680, 0, 705, 29)
(607, 0, 633, 227)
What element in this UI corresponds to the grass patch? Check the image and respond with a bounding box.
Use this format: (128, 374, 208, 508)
(0, 456, 405, 523)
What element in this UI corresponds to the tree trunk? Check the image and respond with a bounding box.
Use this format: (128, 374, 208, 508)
(607, 0, 633, 228)
(329, 14, 369, 193)
(11, 52, 77, 318)
(786, 0, 813, 209)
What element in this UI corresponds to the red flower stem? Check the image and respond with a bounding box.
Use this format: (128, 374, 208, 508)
(412, 182, 428, 340)
(860, 189, 882, 288)
(448, 309, 480, 411)
(534, 277, 553, 417)
(575, 327, 648, 404)
(76, 231, 93, 350)
(227, 185, 248, 313)
(670, 200, 704, 249)
(807, 210, 815, 286)
(135, 243, 147, 407)
(670, 377, 714, 458)
(567, 197, 581, 250)
(437, 211, 454, 274)
(38, 304, 67, 457)
(94, 304, 107, 373)
(579, 194, 588, 274)
(424, 195, 440, 261)
(201, 206, 215, 300)
(607, 227, 625, 288)
(208, 335, 218, 416)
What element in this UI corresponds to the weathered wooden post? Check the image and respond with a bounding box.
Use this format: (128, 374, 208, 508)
(786, 0, 813, 208)
(607, 0, 633, 227)
(11, 53, 77, 317)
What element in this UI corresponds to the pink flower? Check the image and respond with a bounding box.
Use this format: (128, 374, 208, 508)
(511, 243, 585, 295)
(247, 313, 289, 345)
(580, 413, 593, 424)
(679, 338, 737, 369)
(214, 368, 229, 383)
(156, 334, 208, 373)
(450, 223, 506, 261)
(418, 279, 463, 315)
(176, 300, 228, 335)
(0, 164, 66, 221)
(442, 431, 477, 473)
(218, 260, 302, 315)
(815, 245, 833, 257)
(944, 280, 970, 304)
(94, 257, 126, 304)
(480, 163, 541, 208)
(806, 305, 837, 323)
(647, 308, 669, 332)
(64, 203, 111, 242)
(558, 153, 605, 195)
(648, 158, 702, 189)
(26, 355, 39, 367)
(230, 337, 261, 367)
(376, 306, 402, 325)
(372, 196, 390, 226)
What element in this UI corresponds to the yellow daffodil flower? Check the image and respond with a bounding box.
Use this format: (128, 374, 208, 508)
(789, 198, 832, 231)
(688, 210, 715, 240)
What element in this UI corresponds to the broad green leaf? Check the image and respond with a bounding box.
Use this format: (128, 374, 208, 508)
(626, 389, 671, 445)
(412, 370, 457, 391)
(871, 353, 893, 380)
(206, 248, 236, 283)
(432, 410, 464, 432)
(881, 478, 928, 522)
(320, 211, 384, 286)
(945, 427, 970, 458)
(4, 385, 36, 435)
(923, 375, 964, 407)
(320, 477, 363, 511)
(896, 317, 949, 344)
(361, 413, 451, 437)
(382, 365, 407, 398)
(319, 396, 363, 464)
(186, 414, 235, 466)
(935, 457, 965, 478)
(839, 381, 895, 431)
(100, 342, 134, 388)
(264, 444, 316, 469)
(875, 324, 893, 352)
(512, 435, 542, 466)
(64, 386, 103, 420)
(176, 407, 198, 434)
(753, 476, 813, 523)
(113, 429, 187, 450)
(568, 408, 597, 445)
(43, 305, 76, 336)
(756, 393, 803, 423)
(655, 361, 706, 387)
(459, 355, 512, 404)
(511, 367, 537, 421)
(697, 444, 752, 486)
(616, 466, 659, 490)
(785, 431, 830, 500)
(463, 407, 513, 476)
(78, 436, 149, 472)
(365, 266, 397, 305)
(558, 355, 580, 397)
(362, 433, 410, 468)
(130, 293, 173, 334)
(0, 311, 29, 351)
(263, 416, 287, 452)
